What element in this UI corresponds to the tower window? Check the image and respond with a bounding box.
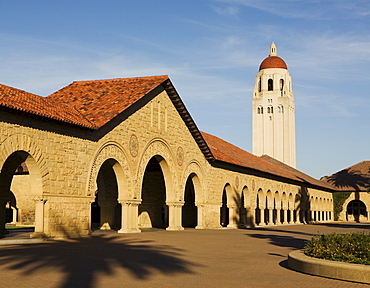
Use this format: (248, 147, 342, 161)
(268, 79, 273, 91)
(258, 107, 263, 114)
(258, 77, 261, 92)
(267, 106, 273, 114)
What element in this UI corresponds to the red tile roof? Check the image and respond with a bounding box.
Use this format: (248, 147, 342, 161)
(0, 84, 94, 128)
(321, 161, 370, 191)
(259, 56, 287, 70)
(201, 131, 335, 190)
(47, 75, 169, 128)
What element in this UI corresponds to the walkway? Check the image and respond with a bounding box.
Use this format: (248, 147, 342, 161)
(0, 223, 369, 288)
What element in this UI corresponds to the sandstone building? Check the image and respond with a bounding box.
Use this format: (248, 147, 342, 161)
(0, 46, 336, 238)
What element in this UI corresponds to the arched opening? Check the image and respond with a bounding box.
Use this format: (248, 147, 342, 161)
(182, 174, 197, 228)
(139, 156, 168, 229)
(0, 151, 42, 235)
(346, 200, 367, 222)
(258, 77, 261, 92)
(220, 186, 229, 227)
(239, 190, 247, 228)
(268, 79, 273, 91)
(91, 159, 121, 231)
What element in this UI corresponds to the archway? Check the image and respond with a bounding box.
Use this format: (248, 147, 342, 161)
(139, 156, 168, 229)
(0, 151, 42, 235)
(220, 186, 229, 227)
(91, 159, 122, 230)
(182, 174, 198, 228)
(346, 200, 367, 222)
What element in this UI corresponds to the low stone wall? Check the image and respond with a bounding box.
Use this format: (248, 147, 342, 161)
(288, 250, 370, 284)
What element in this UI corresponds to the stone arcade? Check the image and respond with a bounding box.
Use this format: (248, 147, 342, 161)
(0, 46, 336, 238)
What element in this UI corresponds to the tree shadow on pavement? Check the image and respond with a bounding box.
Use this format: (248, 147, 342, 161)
(245, 233, 307, 249)
(0, 235, 197, 288)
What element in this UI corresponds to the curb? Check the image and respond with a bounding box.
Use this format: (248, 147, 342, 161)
(0, 238, 43, 245)
(288, 250, 370, 284)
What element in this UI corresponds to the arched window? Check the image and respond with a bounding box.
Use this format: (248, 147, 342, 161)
(279, 79, 284, 91)
(280, 79, 284, 96)
(258, 77, 261, 92)
(260, 107, 263, 114)
(268, 79, 273, 91)
(267, 107, 270, 113)
(257, 107, 261, 114)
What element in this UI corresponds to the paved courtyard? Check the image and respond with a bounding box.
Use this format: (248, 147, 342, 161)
(0, 223, 369, 288)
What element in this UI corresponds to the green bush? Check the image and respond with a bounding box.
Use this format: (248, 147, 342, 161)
(332, 191, 352, 220)
(304, 232, 370, 265)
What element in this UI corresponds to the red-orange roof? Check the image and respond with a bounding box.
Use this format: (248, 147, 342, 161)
(259, 56, 287, 70)
(0, 84, 94, 129)
(321, 161, 370, 191)
(201, 131, 335, 190)
(48, 75, 169, 128)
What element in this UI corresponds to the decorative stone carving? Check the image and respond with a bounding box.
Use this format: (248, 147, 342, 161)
(177, 146, 184, 166)
(129, 134, 139, 157)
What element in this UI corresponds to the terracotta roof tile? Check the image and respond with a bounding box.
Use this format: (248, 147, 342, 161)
(321, 161, 370, 191)
(259, 56, 287, 70)
(0, 84, 94, 129)
(201, 131, 335, 190)
(48, 75, 169, 128)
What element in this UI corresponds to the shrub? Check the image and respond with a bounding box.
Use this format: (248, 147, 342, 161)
(304, 232, 370, 265)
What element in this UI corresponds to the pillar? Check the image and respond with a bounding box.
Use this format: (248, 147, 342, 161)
(268, 208, 274, 225)
(259, 205, 266, 226)
(118, 200, 141, 233)
(227, 205, 238, 228)
(166, 202, 184, 231)
(245, 207, 254, 228)
(99, 201, 116, 230)
(275, 208, 281, 225)
(195, 204, 205, 229)
(30, 196, 47, 238)
(282, 209, 288, 225)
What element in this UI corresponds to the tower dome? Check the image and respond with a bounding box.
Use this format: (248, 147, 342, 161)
(259, 42, 287, 71)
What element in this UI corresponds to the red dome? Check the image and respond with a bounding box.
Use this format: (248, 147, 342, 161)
(259, 56, 287, 71)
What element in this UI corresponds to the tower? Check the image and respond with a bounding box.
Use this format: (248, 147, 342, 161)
(252, 42, 296, 168)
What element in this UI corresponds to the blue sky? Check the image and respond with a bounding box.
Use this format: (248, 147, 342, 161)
(0, 0, 369, 179)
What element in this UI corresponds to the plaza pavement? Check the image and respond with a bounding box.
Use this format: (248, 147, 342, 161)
(0, 223, 369, 288)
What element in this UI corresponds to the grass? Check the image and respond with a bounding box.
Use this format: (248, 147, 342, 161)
(304, 232, 370, 265)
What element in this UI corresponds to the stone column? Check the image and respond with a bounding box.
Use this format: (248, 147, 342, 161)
(227, 205, 238, 228)
(268, 208, 274, 225)
(166, 202, 184, 231)
(99, 201, 116, 230)
(245, 207, 254, 228)
(195, 204, 205, 229)
(259, 205, 266, 226)
(282, 209, 288, 225)
(275, 208, 281, 225)
(31, 196, 47, 238)
(118, 200, 141, 233)
(311, 210, 315, 223)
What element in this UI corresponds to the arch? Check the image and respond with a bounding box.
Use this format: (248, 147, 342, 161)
(0, 134, 50, 192)
(0, 151, 43, 235)
(346, 200, 367, 222)
(182, 173, 198, 228)
(220, 183, 232, 227)
(91, 158, 123, 230)
(139, 156, 168, 229)
(255, 188, 264, 225)
(268, 79, 273, 91)
(87, 142, 131, 200)
(136, 139, 177, 202)
(181, 161, 204, 204)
